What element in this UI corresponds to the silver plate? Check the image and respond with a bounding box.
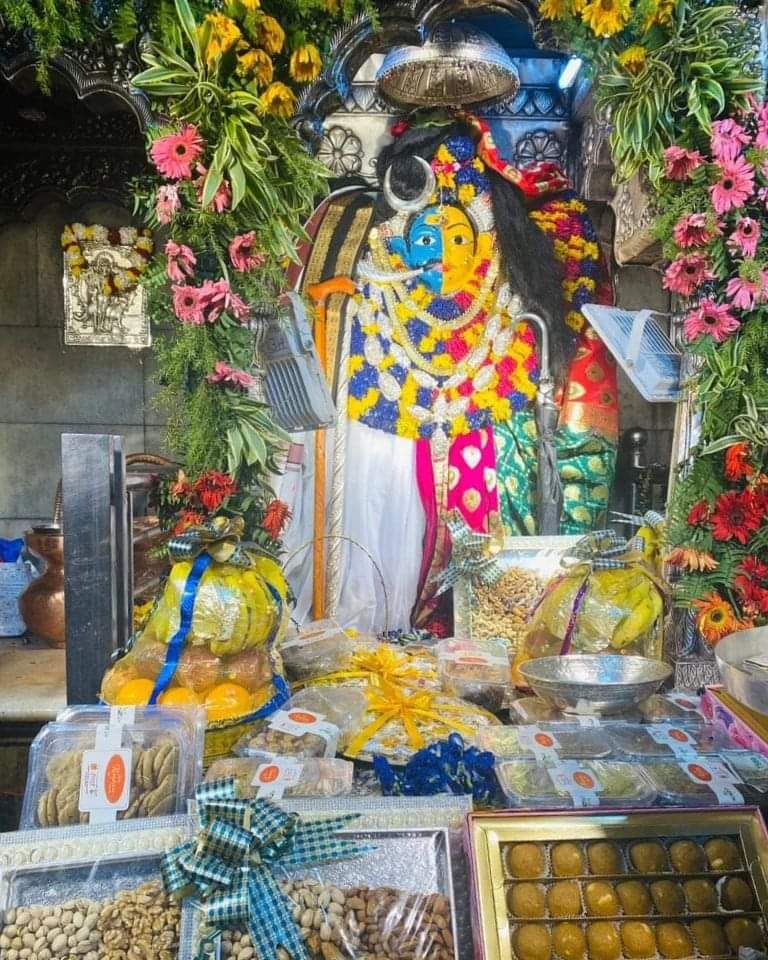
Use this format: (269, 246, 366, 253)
(715, 625, 768, 717)
(519, 654, 672, 715)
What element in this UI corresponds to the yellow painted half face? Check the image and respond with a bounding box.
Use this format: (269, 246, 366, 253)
(440, 205, 478, 295)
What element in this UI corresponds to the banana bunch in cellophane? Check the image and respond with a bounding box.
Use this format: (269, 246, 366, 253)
(101, 551, 290, 724)
(513, 563, 664, 683)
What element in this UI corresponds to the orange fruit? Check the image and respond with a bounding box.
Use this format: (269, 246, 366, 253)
(175, 646, 221, 693)
(101, 659, 139, 703)
(158, 686, 200, 707)
(224, 648, 271, 692)
(114, 677, 156, 706)
(204, 682, 252, 722)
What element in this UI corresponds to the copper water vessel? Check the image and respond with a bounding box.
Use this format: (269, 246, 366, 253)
(19, 525, 65, 648)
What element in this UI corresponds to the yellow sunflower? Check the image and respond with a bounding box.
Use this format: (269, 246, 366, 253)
(289, 43, 323, 83)
(580, 0, 631, 37)
(539, 0, 570, 18)
(693, 592, 738, 646)
(200, 13, 241, 66)
(237, 47, 273, 86)
(260, 81, 297, 118)
(617, 45, 647, 75)
(258, 15, 285, 55)
(644, 0, 675, 28)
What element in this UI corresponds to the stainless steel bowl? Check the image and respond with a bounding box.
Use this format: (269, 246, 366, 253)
(715, 626, 768, 717)
(519, 655, 673, 715)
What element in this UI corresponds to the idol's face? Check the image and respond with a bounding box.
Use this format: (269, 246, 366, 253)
(391, 204, 478, 296)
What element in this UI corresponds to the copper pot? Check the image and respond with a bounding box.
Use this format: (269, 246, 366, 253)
(19, 526, 65, 648)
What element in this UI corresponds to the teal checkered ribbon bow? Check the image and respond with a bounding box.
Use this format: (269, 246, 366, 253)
(161, 779, 369, 960)
(564, 529, 645, 570)
(435, 511, 503, 596)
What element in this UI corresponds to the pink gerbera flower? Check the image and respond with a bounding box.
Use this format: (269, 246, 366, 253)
(155, 185, 180, 224)
(672, 213, 716, 249)
(710, 157, 755, 215)
(172, 285, 206, 325)
(756, 102, 768, 148)
(150, 125, 204, 180)
(727, 217, 761, 258)
(199, 278, 250, 324)
(683, 298, 741, 343)
(229, 231, 266, 273)
(165, 241, 196, 283)
(209, 179, 231, 213)
(207, 361, 255, 390)
(193, 166, 231, 213)
(662, 254, 715, 296)
(664, 146, 704, 181)
(710, 119, 751, 162)
(726, 274, 766, 310)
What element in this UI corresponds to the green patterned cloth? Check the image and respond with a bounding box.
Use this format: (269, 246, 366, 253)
(494, 414, 615, 536)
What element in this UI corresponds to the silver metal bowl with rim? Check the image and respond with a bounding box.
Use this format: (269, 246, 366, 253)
(714, 626, 768, 717)
(518, 655, 673, 715)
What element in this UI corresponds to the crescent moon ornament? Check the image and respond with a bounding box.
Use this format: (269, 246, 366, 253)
(383, 156, 436, 213)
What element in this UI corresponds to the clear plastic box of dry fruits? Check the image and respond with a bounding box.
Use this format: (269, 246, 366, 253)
(20, 705, 204, 829)
(467, 807, 768, 960)
(453, 537, 580, 653)
(0, 815, 193, 960)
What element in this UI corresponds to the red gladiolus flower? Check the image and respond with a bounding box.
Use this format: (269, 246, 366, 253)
(262, 499, 291, 540)
(740, 555, 768, 581)
(687, 501, 711, 526)
(194, 471, 238, 513)
(169, 469, 193, 503)
(724, 441, 754, 482)
(173, 509, 206, 534)
(710, 489, 763, 545)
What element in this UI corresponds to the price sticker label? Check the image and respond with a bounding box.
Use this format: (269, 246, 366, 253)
(252, 758, 303, 799)
(549, 761, 603, 808)
(680, 759, 744, 805)
(79, 748, 132, 816)
(646, 723, 698, 757)
(518, 726, 562, 764)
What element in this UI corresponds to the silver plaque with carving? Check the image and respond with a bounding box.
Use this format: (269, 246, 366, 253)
(63, 240, 150, 348)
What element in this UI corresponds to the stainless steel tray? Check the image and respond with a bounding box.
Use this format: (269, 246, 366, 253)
(0, 815, 193, 907)
(181, 825, 461, 960)
(715, 626, 768, 717)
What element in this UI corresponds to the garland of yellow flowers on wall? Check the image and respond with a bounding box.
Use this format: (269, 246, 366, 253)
(60, 224, 154, 295)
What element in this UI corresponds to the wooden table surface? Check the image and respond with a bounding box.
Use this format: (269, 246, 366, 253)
(0, 636, 66, 722)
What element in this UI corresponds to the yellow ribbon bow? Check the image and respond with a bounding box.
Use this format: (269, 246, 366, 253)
(345, 681, 475, 758)
(303, 643, 436, 690)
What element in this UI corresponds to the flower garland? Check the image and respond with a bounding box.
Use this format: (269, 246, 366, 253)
(131, 0, 374, 546)
(660, 98, 768, 645)
(537, 0, 760, 183)
(60, 223, 154, 296)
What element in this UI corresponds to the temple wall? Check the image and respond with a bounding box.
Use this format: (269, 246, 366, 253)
(0, 201, 165, 539)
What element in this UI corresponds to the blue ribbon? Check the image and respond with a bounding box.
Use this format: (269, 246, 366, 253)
(0, 538, 24, 563)
(149, 552, 214, 704)
(373, 733, 498, 805)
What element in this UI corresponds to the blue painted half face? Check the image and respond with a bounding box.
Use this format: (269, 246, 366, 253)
(389, 206, 444, 294)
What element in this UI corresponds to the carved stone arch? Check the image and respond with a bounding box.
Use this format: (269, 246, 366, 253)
(0, 37, 149, 219)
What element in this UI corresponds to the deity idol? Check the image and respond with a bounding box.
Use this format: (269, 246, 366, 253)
(284, 117, 618, 633)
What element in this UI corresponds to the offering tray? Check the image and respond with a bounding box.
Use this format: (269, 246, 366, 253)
(519, 656, 672, 715)
(468, 808, 768, 960)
